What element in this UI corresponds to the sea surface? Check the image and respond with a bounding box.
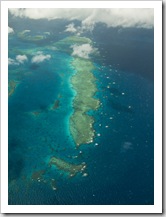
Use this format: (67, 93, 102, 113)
(8, 18, 154, 205)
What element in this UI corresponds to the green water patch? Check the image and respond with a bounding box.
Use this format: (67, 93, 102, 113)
(70, 58, 100, 146)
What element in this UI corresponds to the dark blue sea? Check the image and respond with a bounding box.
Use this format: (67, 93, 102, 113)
(8, 17, 154, 205)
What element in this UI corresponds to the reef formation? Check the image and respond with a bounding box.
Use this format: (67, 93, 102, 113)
(50, 156, 86, 177)
(70, 58, 100, 146)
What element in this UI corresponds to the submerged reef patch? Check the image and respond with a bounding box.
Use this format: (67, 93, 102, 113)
(48, 99, 60, 111)
(70, 58, 100, 146)
(31, 169, 46, 181)
(30, 110, 41, 117)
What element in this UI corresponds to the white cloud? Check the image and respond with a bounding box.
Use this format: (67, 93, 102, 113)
(8, 58, 19, 65)
(71, 44, 97, 59)
(65, 22, 94, 36)
(22, 29, 31, 34)
(81, 21, 95, 33)
(9, 55, 28, 65)
(8, 26, 14, 34)
(31, 52, 51, 63)
(65, 23, 77, 33)
(44, 32, 50, 35)
(9, 8, 154, 29)
(16, 55, 28, 64)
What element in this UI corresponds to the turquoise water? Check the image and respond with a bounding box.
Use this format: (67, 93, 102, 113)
(8, 20, 154, 205)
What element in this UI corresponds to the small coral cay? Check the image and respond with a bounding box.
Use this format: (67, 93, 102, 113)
(8, 80, 19, 97)
(49, 156, 86, 176)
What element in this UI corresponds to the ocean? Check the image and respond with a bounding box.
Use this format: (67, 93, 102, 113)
(8, 18, 154, 205)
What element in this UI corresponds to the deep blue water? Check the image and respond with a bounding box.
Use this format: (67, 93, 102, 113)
(8, 17, 154, 205)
